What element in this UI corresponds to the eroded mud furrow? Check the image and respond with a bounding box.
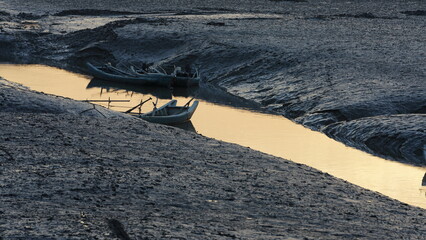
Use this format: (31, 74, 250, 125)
(323, 115, 426, 165)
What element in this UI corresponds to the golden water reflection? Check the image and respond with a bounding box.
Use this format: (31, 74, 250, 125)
(1, 64, 425, 208)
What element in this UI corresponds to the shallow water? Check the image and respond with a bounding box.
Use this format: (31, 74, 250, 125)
(1, 64, 425, 209)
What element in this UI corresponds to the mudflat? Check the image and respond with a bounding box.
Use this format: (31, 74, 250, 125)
(0, 0, 424, 164)
(0, 78, 425, 239)
(0, 0, 425, 238)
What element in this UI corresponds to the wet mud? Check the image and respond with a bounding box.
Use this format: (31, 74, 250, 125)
(0, 1, 426, 238)
(0, 78, 425, 239)
(0, 1, 425, 165)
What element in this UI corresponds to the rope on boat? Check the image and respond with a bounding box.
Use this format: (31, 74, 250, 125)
(183, 97, 195, 108)
(124, 97, 152, 113)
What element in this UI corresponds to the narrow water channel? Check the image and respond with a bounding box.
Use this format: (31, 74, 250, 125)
(1, 64, 425, 209)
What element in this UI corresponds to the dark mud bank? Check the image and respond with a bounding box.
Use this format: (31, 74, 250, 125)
(0, 80, 426, 238)
(1, 5, 425, 164)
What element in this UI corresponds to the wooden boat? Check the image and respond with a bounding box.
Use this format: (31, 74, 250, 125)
(172, 67, 201, 87)
(129, 65, 201, 87)
(129, 99, 199, 125)
(86, 62, 172, 87)
(86, 62, 200, 88)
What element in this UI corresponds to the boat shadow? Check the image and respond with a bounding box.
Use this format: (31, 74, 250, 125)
(87, 78, 267, 113)
(86, 78, 198, 100)
(170, 121, 197, 133)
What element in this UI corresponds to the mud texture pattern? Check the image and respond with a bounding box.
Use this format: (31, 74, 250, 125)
(0, 0, 424, 164)
(0, 78, 425, 239)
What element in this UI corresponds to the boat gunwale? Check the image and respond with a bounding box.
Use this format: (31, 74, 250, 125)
(86, 62, 201, 88)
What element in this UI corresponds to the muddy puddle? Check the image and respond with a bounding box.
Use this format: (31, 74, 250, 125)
(1, 63, 425, 209)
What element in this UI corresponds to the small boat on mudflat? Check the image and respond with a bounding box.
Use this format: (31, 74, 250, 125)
(172, 67, 201, 87)
(128, 99, 199, 125)
(85, 62, 200, 88)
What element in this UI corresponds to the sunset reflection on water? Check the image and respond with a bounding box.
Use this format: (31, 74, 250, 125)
(1, 64, 425, 208)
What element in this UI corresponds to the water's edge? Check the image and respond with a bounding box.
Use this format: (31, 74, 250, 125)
(1, 9, 424, 165)
(1, 64, 425, 209)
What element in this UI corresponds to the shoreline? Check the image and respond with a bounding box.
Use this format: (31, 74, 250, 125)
(0, 2, 424, 165)
(0, 78, 425, 238)
(0, 0, 425, 237)
(1, 65, 425, 209)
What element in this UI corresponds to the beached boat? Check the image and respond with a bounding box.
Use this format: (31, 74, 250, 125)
(85, 62, 200, 88)
(86, 62, 172, 87)
(172, 67, 201, 87)
(129, 99, 199, 125)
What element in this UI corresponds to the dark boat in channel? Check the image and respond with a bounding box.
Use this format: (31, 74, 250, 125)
(85, 62, 200, 88)
(86, 78, 198, 100)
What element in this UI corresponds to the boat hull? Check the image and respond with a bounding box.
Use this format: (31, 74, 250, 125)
(137, 100, 199, 125)
(86, 62, 173, 87)
(86, 62, 200, 88)
(173, 76, 200, 87)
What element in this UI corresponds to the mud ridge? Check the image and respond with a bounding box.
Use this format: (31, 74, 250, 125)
(401, 10, 426, 16)
(323, 114, 426, 165)
(0, 10, 10, 16)
(313, 12, 397, 20)
(54, 9, 144, 16)
(16, 12, 44, 20)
